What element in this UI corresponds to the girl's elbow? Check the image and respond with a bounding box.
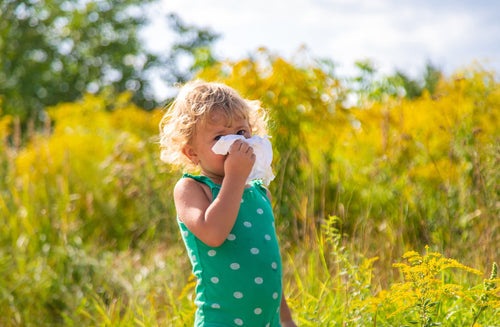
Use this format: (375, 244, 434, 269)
(202, 233, 227, 247)
(200, 217, 231, 247)
(204, 239, 225, 248)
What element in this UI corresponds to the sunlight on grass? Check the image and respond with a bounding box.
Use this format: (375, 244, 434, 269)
(1, 62, 499, 325)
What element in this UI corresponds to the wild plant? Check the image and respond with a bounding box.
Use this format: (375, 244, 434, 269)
(383, 246, 489, 326)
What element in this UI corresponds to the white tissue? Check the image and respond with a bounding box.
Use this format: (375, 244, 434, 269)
(212, 135, 275, 186)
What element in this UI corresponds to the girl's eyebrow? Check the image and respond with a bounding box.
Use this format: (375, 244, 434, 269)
(212, 130, 226, 136)
(208, 126, 229, 137)
(233, 122, 250, 129)
(211, 123, 248, 135)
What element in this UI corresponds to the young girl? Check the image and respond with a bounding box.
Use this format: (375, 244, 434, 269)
(159, 80, 297, 327)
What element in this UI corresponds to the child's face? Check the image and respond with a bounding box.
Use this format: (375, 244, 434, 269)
(183, 110, 251, 183)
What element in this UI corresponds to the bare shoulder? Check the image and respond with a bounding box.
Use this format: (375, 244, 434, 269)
(261, 184, 272, 202)
(174, 177, 199, 195)
(174, 177, 212, 203)
(173, 177, 213, 224)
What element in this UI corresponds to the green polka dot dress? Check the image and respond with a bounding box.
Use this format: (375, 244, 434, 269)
(178, 174, 283, 327)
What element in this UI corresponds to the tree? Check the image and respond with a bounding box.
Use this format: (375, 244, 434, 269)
(161, 13, 220, 85)
(394, 62, 441, 99)
(352, 59, 442, 103)
(0, 1, 219, 124)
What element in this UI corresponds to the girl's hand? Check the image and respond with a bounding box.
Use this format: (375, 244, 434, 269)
(224, 139, 255, 180)
(281, 320, 298, 327)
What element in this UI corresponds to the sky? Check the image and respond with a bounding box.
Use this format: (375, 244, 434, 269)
(141, 0, 500, 96)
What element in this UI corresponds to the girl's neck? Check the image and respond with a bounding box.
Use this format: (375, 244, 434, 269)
(200, 171, 223, 185)
(200, 172, 251, 189)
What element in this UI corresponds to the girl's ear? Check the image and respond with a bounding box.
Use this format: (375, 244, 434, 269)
(182, 144, 199, 165)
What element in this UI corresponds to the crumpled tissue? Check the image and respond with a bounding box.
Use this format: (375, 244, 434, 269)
(212, 134, 275, 186)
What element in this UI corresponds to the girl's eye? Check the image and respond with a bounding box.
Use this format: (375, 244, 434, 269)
(214, 135, 222, 141)
(236, 130, 247, 135)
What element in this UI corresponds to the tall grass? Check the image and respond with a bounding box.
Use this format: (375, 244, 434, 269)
(198, 56, 500, 274)
(0, 60, 499, 325)
(283, 216, 499, 326)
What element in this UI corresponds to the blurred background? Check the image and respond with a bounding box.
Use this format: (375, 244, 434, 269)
(146, 0, 500, 96)
(1, 0, 499, 326)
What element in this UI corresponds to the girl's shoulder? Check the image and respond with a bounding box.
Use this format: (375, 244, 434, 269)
(174, 174, 213, 203)
(250, 179, 272, 201)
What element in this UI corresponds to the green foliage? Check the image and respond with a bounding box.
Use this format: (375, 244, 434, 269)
(0, 52, 499, 325)
(0, 2, 219, 126)
(352, 59, 442, 102)
(162, 13, 220, 84)
(0, 0, 148, 118)
(198, 53, 500, 268)
(0, 92, 187, 325)
(283, 217, 499, 327)
(197, 49, 352, 239)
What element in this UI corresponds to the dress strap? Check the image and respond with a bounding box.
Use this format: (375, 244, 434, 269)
(250, 179, 269, 199)
(181, 173, 221, 195)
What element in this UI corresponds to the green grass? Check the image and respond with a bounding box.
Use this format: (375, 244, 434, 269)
(1, 67, 499, 325)
(2, 218, 497, 326)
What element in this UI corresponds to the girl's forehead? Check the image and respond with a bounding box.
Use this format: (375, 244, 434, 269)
(206, 108, 247, 126)
(207, 110, 227, 123)
(195, 112, 227, 133)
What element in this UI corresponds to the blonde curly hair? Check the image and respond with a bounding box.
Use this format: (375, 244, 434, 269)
(159, 80, 268, 169)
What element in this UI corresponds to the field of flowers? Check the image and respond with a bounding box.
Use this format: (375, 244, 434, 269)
(0, 53, 498, 326)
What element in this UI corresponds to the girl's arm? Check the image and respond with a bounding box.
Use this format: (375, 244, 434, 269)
(263, 189, 297, 326)
(280, 292, 297, 326)
(174, 140, 255, 247)
(262, 189, 297, 325)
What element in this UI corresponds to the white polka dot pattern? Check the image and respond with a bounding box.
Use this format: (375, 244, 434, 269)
(178, 176, 282, 326)
(250, 248, 259, 254)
